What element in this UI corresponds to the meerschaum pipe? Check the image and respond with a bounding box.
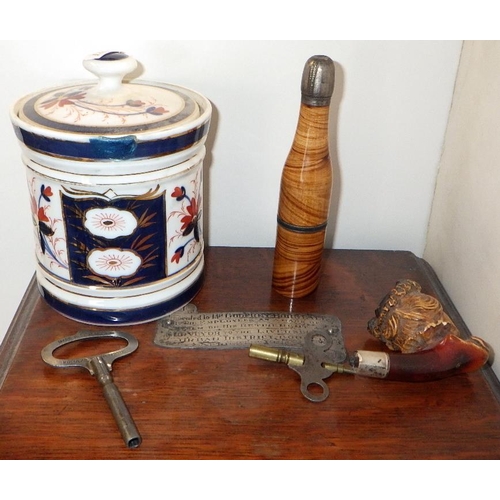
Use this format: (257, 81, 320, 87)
(250, 279, 493, 387)
(360, 279, 493, 381)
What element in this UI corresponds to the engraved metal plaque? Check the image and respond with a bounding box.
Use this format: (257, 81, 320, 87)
(155, 304, 345, 356)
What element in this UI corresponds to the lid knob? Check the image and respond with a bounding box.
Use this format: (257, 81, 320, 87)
(82, 51, 137, 95)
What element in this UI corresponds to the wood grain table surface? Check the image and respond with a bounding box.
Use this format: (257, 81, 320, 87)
(1, 247, 499, 459)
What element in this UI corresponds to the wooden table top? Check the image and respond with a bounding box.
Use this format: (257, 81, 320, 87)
(1, 247, 499, 459)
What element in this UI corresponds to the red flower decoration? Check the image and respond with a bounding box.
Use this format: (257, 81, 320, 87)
(41, 91, 87, 110)
(146, 106, 168, 115)
(170, 184, 201, 264)
(37, 206, 49, 222)
(171, 247, 184, 264)
(180, 198, 198, 232)
(171, 186, 185, 199)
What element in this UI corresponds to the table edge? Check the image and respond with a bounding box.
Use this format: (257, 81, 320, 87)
(0, 274, 38, 390)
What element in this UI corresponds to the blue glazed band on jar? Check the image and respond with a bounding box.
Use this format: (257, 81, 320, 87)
(12, 121, 210, 160)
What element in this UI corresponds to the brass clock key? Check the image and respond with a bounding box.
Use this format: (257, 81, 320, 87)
(42, 330, 141, 448)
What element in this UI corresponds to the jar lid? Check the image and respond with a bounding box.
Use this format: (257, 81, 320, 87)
(10, 52, 212, 161)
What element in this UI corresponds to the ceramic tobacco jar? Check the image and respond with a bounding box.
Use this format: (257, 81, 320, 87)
(10, 51, 212, 325)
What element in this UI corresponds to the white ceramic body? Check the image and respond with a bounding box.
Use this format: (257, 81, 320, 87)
(19, 142, 207, 325)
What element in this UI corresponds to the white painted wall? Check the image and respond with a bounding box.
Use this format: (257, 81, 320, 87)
(425, 41, 500, 379)
(0, 40, 462, 343)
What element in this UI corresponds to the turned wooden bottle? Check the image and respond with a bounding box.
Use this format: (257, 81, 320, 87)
(272, 55, 335, 298)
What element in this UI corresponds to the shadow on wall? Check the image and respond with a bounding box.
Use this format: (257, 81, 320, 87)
(325, 60, 344, 249)
(201, 101, 218, 246)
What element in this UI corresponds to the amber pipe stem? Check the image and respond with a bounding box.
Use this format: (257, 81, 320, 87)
(377, 334, 492, 382)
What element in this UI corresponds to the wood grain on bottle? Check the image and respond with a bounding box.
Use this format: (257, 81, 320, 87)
(272, 104, 333, 298)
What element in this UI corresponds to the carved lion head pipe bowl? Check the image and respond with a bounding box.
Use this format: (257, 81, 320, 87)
(10, 51, 212, 325)
(368, 279, 461, 353)
(367, 279, 493, 378)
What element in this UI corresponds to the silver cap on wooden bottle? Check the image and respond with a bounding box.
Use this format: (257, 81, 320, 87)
(301, 55, 335, 107)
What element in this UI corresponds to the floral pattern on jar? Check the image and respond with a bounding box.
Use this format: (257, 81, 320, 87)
(168, 170, 202, 269)
(62, 188, 166, 287)
(87, 248, 142, 279)
(28, 178, 69, 273)
(33, 84, 187, 129)
(84, 207, 138, 239)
